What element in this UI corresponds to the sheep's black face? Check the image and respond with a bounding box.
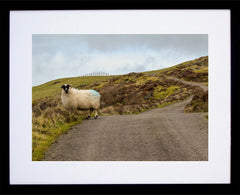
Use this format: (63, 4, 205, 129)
(61, 84, 71, 93)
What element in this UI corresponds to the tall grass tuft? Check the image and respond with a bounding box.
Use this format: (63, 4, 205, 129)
(32, 95, 87, 160)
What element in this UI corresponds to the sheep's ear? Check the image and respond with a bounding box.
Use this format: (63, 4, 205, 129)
(60, 85, 64, 88)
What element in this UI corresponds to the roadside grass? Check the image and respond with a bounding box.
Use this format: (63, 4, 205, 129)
(32, 95, 89, 160)
(32, 117, 84, 161)
(184, 90, 208, 113)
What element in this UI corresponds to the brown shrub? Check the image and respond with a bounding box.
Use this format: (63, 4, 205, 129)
(184, 90, 208, 113)
(32, 107, 41, 117)
(101, 106, 116, 114)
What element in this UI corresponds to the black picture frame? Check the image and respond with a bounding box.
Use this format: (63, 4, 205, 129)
(2, 0, 240, 194)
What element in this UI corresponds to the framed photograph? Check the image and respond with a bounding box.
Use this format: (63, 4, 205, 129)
(5, 0, 239, 194)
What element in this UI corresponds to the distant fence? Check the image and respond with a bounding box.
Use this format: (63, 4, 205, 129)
(81, 72, 113, 77)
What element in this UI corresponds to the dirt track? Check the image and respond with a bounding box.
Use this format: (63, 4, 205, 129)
(167, 76, 208, 92)
(43, 95, 208, 161)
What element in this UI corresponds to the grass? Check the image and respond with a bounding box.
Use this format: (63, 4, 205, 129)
(32, 75, 114, 100)
(32, 117, 84, 161)
(152, 85, 180, 100)
(32, 95, 90, 160)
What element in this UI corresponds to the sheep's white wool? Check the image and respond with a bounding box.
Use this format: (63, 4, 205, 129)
(61, 87, 100, 111)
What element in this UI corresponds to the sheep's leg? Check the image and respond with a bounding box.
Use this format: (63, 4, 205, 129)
(86, 108, 94, 119)
(94, 109, 98, 119)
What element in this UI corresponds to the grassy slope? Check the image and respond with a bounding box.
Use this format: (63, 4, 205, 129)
(32, 56, 208, 161)
(33, 76, 113, 100)
(145, 56, 208, 83)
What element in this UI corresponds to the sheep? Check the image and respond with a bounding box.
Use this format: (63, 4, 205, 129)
(61, 84, 101, 119)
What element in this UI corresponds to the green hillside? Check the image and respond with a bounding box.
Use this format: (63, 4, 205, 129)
(32, 56, 208, 161)
(32, 76, 113, 100)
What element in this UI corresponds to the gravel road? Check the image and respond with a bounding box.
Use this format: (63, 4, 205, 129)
(43, 95, 208, 161)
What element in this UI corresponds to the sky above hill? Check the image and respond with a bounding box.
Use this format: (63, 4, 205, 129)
(32, 34, 208, 86)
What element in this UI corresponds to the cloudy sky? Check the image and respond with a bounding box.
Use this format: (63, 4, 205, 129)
(32, 34, 208, 86)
